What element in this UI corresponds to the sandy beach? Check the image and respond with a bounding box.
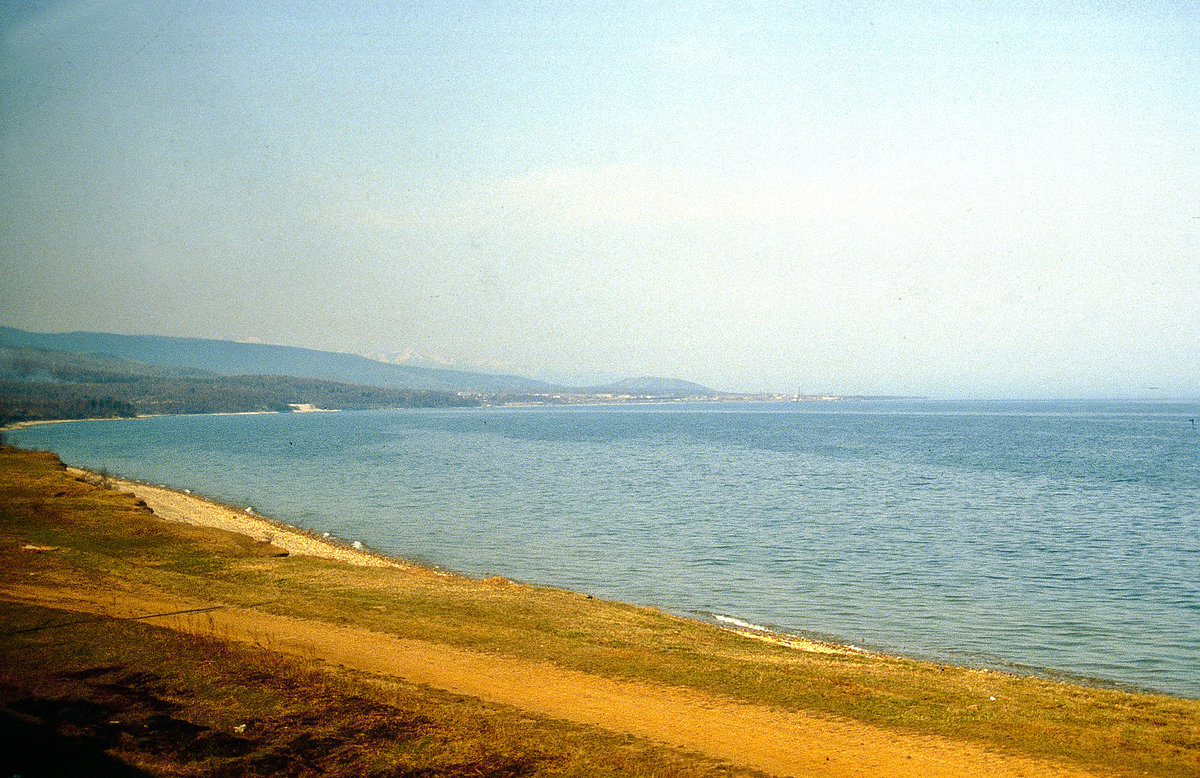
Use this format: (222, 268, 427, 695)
(74, 468, 404, 569)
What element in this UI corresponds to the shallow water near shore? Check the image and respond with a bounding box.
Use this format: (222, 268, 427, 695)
(11, 400, 1200, 698)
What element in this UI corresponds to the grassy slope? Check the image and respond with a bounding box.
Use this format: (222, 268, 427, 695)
(1, 446, 1198, 776)
(1, 601, 759, 777)
(0, 448, 757, 777)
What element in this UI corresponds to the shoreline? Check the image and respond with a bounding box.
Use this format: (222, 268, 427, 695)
(0, 411, 281, 434)
(71, 466, 406, 570)
(6, 415, 1188, 698)
(70, 460, 870, 658)
(6, 444, 1198, 776)
(76, 461, 1176, 693)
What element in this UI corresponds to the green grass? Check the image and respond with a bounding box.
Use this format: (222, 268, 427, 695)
(3, 446, 1200, 776)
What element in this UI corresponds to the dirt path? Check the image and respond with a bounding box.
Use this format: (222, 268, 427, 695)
(2, 582, 1096, 778)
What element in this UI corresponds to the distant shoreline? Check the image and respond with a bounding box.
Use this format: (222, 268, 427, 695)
(1, 394, 938, 432)
(0, 410, 280, 433)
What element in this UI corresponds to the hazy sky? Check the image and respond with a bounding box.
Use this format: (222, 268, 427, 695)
(2, 2, 1197, 397)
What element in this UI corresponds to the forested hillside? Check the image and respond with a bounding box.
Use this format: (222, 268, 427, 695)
(0, 347, 476, 425)
(0, 327, 554, 394)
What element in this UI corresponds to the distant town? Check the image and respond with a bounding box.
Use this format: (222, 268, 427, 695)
(472, 391, 922, 407)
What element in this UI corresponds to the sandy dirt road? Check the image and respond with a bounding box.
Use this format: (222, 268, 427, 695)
(2, 580, 1096, 778)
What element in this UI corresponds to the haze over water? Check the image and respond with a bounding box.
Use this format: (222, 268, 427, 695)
(12, 400, 1200, 698)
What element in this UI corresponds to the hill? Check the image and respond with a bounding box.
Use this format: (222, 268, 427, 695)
(0, 327, 725, 399)
(0, 327, 555, 395)
(0, 345, 475, 425)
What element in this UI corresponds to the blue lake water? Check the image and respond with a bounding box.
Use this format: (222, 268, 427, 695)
(10, 400, 1200, 698)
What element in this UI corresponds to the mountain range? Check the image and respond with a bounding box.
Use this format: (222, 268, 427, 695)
(0, 327, 714, 397)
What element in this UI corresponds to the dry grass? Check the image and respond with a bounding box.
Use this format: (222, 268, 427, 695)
(2, 446, 1199, 776)
(1, 601, 756, 777)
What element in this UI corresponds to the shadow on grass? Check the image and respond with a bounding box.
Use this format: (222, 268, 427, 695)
(1, 708, 154, 778)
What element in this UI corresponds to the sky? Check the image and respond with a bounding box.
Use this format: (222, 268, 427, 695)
(1, 1, 1198, 398)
